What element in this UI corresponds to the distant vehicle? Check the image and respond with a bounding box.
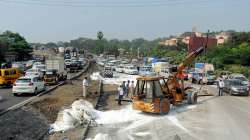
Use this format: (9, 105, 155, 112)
(159, 67, 170, 77)
(223, 79, 249, 96)
(32, 62, 43, 67)
(64, 54, 71, 59)
(25, 69, 44, 78)
(26, 60, 35, 69)
(12, 62, 25, 72)
(123, 65, 138, 75)
(139, 65, 156, 76)
(220, 71, 232, 79)
(64, 59, 71, 69)
(229, 74, 249, 87)
(102, 66, 113, 78)
(0, 68, 22, 87)
(116, 65, 124, 73)
(13, 76, 45, 96)
(44, 59, 67, 85)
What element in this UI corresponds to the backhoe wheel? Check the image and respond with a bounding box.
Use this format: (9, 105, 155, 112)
(160, 98, 170, 115)
(187, 92, 198, 104)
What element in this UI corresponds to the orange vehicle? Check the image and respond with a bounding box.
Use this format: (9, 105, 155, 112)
(0, 68, 22, 87)
(132, 47, 204, 114)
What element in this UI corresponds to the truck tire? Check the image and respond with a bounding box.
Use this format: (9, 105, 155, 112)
(187, 92, 198, 104)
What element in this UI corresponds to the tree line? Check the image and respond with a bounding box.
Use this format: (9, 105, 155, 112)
(0, 31, 32, 63)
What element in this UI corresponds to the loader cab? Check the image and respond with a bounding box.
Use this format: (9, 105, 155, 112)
(132, 76, 170, 114)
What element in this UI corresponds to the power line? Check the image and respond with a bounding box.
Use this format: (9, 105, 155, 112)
(0, 0, 209, 8)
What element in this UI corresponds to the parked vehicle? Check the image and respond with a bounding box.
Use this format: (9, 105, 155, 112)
(116, 65, 124, 73)
(102, 66, 113, 78)
(139, 65, 156, 76)
(124, 65, 138, 75)
(223, 79, 249, 96)
(159, 67, 170, 77)
(12, 76, 45, 96)
(0, 68, 22, 86)
(44, 59, 67, 85)
(25, 69, 44, 78)
(64, 59, 71, 69)
(229, 74, 249, 87)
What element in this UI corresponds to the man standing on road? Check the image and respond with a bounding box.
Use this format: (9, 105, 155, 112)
(118, 85, 124, 105)
(82, 77, 89, 98)
(218, 78, 225, 96)
(129, 81, 135, 98)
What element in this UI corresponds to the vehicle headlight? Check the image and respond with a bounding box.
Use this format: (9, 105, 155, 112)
(231, 87, 238, 91)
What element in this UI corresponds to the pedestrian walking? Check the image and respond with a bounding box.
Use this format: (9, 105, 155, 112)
(118, 85, 124, 105)
(129, 81, 135, 97)
(125, 80, 130, 97)
(218, 78, 224, 96)
(82, 77, 90, 98)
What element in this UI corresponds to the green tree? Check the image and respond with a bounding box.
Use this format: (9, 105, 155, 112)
(0, 31, 32, 61)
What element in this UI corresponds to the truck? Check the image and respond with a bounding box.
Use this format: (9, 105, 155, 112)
(44, 58, 67, 85)
(192, 63, 216, 84)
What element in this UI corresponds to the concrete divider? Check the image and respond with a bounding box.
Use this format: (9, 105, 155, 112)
(82, 79, 103, 140)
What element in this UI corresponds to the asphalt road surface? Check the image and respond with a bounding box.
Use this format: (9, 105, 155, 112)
(87, 85, 250, 140)
(0, 72, 79, 112)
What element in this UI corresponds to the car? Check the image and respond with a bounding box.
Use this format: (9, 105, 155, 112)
(223, 79, 249, 96)
(116, 65, 124, 73)
(229, 74, 249, 87)
(12, 76, 45, 96)
(64, 59, 72, 68)
(25, 69, 44, 78)
(123, 65, 138, 75)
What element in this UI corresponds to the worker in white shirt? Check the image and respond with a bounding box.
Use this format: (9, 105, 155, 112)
(218, 78, 225, 96)
(118, 85, 124, 105)
(82, 77, 89, 98)
(129, 81, 135, 98)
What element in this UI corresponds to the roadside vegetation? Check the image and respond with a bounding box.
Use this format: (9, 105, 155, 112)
(0, 30, 32, 63)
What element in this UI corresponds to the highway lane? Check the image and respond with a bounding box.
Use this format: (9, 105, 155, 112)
(0, 71, 82, 112)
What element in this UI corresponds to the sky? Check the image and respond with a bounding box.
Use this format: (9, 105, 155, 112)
(0, 0, 250, 43)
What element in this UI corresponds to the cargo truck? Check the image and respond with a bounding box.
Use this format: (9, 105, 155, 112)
(44, 58, 67, 85)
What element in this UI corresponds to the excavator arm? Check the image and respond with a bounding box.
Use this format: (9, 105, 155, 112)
(176, 47, 204, 76)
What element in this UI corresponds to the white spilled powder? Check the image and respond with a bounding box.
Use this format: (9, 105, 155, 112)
(90, 72, 139, 85)
(88, 104, 199, 140)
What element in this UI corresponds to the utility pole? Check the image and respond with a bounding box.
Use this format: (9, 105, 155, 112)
(204, 30, 210, 62)
(137, 47, 140, 59)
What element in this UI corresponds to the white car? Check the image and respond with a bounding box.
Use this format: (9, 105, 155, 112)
(32, 64, 46, 72)
(124, 65, 138, 75)
(116, 65, 124, 73)
(13, 76, 45, 96)
(25, 69, 44, 78)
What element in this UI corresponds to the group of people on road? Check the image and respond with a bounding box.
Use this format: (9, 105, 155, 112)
(118, 80, 135, 105)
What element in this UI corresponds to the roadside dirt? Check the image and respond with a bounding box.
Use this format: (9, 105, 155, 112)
(0, 62, 100, 140)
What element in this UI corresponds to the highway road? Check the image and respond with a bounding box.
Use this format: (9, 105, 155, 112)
(86, 85, 250, 140)
(0, 72, 81, 113)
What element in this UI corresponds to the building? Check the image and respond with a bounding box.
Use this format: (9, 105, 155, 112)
(159, 38, 178, 46)
(215, 32, 231, 45)
(188, 36, 217, 53)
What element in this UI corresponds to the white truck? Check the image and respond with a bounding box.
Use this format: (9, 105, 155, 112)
(44, 58, 67, 85)
(193, 63, 216, 84)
